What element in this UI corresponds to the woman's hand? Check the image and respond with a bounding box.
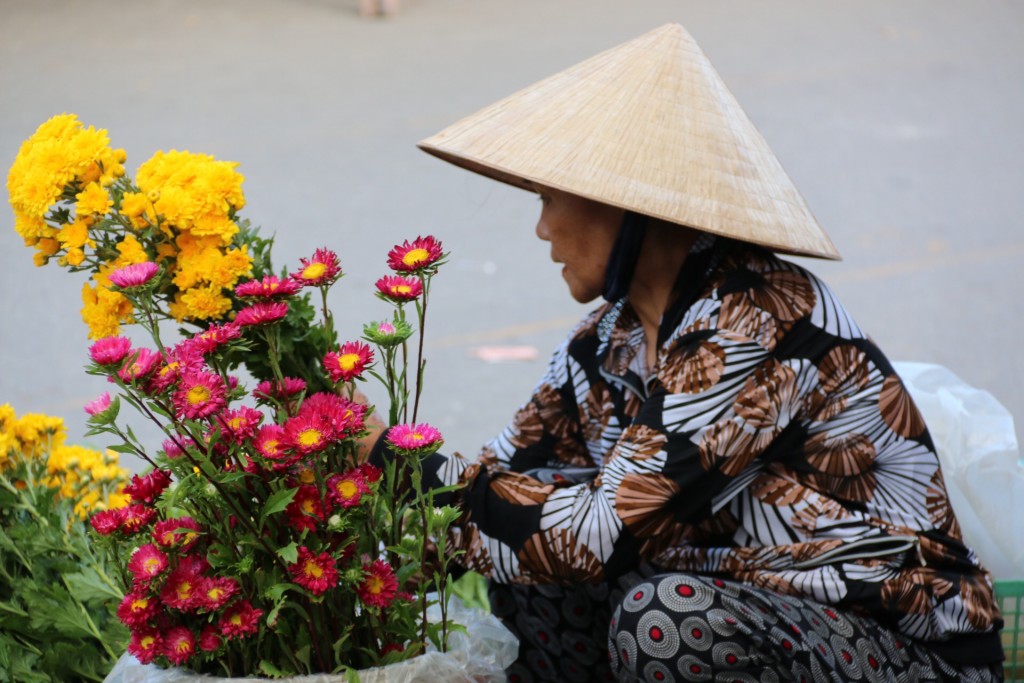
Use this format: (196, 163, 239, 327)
(351, 387, 387, 463)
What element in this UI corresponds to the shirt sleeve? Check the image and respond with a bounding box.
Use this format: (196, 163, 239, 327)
(432, 322, 814, 585)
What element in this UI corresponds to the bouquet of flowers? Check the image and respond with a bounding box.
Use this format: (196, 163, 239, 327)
(0, 405, 130, 682)
(6, 115, 515, 679)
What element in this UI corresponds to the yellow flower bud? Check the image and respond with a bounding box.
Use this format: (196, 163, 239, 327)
(66, 248, 85, 266)
(146, 190, 160, 203)
(37, 238, 60, 256)
(32, 252, 48, 267)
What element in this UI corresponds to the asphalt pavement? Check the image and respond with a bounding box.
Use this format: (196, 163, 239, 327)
(1, 0, 1021, 465)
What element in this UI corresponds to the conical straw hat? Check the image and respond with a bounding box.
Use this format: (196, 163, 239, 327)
(419, 23, 840, 260)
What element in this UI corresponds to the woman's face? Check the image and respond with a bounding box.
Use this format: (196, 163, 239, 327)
(534, 186, 624, 303)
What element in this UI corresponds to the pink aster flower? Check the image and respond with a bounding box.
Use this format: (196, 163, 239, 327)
(386, 422, 444, 456)
(297, 393, 366, 438)
(160, 564, 203, 611)
(326, 470, 370, 509)
(161, 626, 196, 666)
(235, 301, 289, 327)
(117, 590, 159, 627)
(173, 371, 227, 420)
(109, 261, 159, 288)
(148, 346, 204, 394)
(124, 469, 172, 504)
(199, 625, 223, 652)
(90, 507, 125, 535)
(283, 412, 335, 456)
(120, 504, 158, 534)
(152, 517, 202, 551)
(387, 235, 444, 273)
(375, 274, 423, 301)
(198, 576, 240, 611)
(89, 336, 133, 366)
(117, 348, 161, 384)
(356, 461, 383, 483)
(357, 559, 398, 608)
(84, 392, 112, 416)
(252, 424, 289, 466)
(285, 485, 328, 532)
(323, 341, 374, 383)
(185, 322, 242, 355)
(253, 376, 307, 404)
(162, 435, 196, 460)
(289, 547, 339, 596)
(215, 406, 263, 444)
(219, 600, 263, 639)
(127, 543, 169, 585)
(234, 274, 302, 299)
(128, 626, 162, 665)
(291, 248, 342, 287)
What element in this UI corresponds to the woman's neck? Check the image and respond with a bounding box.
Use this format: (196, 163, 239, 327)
(628, 221, 700, 367)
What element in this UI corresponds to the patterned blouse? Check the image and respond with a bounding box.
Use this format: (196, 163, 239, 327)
(425, 236, 1003, 663)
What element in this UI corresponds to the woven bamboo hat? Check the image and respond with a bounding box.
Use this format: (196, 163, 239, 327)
(419, 23, 840, 260)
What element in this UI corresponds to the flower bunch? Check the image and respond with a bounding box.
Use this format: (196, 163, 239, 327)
(0, 403, 130, 518)
(6, 115, 256, 339)
(85, 235, 459, 676)
(0, 404, 130, 682)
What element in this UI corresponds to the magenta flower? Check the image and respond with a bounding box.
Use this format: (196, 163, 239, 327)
(289, 547, 339, 596)
(291, 248, 342, 287)
(117, 348, 162, 384)
(235, 301, 289, 327)
(127, 543, 169, 585)
(323, 341, 374, 383)
(84, 392, 112, 416)
(173, 371, 227, 420)
(162, 436, 195, 459)
(253, 424, 289, 466)
(235, 274, 302, 299)
(109, 261, 159, 288)
(216, 406, 264, 443)
(90, 508, 125, 535)
(253, 376, 306, 404)
(219, 599, 263, 639)
(89, 336, 133, 366)
(161, 626, 197, 666)
(387, 235, 444, 273)
(297, 392, 366, 437)
(375, 274, 423, 301)
(386, 422, 444, 456)
(185, 322, 242, 355)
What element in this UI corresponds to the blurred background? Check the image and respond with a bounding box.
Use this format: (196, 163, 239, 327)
(1, 0, 1021, 467)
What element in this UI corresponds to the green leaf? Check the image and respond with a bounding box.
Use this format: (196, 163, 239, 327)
(261, 487, 298, 524)
(275, 542, 298, 565)
(63, 568, 122, 604)
(259, 659, 289, 678)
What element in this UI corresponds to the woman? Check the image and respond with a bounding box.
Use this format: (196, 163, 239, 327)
(395, 24, 1004, 682)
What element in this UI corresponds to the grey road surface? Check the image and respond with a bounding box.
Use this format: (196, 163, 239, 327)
(1, 0, 1021, 467)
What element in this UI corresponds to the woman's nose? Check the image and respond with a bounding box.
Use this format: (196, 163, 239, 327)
(535, 215, 550, 241)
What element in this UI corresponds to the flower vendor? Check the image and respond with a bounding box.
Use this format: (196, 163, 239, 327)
(375, 23, 1005, 682)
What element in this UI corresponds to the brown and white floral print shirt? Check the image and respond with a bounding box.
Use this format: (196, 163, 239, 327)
(426, 236, 1003, 663)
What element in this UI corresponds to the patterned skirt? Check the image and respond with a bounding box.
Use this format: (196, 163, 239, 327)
(488, 572, 1003, 683)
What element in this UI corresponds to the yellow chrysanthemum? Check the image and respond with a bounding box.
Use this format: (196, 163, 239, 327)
(170, 284, 233, 321)
(82, 281, 133, 339)
(7, 114, 125, 232)
(75, 182, 112, 216)
(120, 191, 157, 228)
(57, 218, 91, 250)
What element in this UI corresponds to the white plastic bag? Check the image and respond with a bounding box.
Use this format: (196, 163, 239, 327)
(894, 361, 1024, 579)
(104, 597, 518, 683)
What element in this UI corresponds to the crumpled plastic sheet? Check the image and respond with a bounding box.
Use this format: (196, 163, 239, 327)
(104, 597, 518, 683)
(894, 361, 1024, 579)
